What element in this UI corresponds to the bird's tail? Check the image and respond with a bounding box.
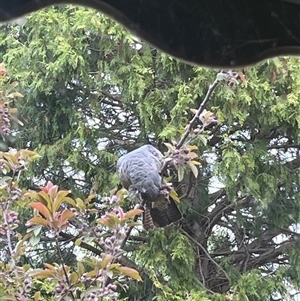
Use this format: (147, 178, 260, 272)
(146, 195, 182, 228)
(143, 207, 155, 230)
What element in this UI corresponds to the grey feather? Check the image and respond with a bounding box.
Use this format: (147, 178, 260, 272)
(117, 145, 163, 202)
(117, 144, 182, 228)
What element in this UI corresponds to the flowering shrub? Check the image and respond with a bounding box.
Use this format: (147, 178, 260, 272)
(0, 150, 142, 300)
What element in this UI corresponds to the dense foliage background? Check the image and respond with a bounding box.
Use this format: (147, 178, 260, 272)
(0, 5, 299, 301)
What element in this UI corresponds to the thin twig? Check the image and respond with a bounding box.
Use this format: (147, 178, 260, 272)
(55, 237, 76, 301)
(176, 78, 221, 149)
(4, 170, 28, 298)
(120, 203, 144, 250)
(160, 77, 221, 175)
(180, 228, 231, 289)
(100, 90, 123, 106)
(59, 232, 103, 255)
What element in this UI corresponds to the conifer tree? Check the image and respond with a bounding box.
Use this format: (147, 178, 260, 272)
(0, 5, 299, 301)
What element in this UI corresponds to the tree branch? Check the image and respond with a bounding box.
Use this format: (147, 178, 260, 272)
(59, 231, 145, 274)
(99, 90, 123, 106)
(203, 195, 253, 238)
(176, 78, 221, 149)
(181, 228, 231, 291)
(245, 240, 296, 270)
(160, 76, 221, 175)
(267, 144, 300, 150)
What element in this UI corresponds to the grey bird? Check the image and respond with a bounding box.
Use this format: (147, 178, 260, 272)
(117, 145, 182, 229)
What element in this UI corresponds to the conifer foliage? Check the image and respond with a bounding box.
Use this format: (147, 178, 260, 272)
(0, 5, 299, 301)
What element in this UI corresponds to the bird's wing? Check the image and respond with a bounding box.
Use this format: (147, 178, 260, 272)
(150, 195, 182, 227)
(117, 145, 182, 228)
(117, 145, 164, 202)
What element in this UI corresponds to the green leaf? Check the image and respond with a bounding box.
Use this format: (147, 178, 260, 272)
(124, 208, 144, 219)
(198, 134, 207, 146)
(53, 190, 70, 212)
(177, 166, 185, 182)
(169, 189, 180, 203)
(117, 266, 142, 281)
(75, 238, 82, 246)
(100, 254, 114, 269)
(77, 262, 85, 277)
(187, 161, 199, 178)
(70, 272, 78, 284)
